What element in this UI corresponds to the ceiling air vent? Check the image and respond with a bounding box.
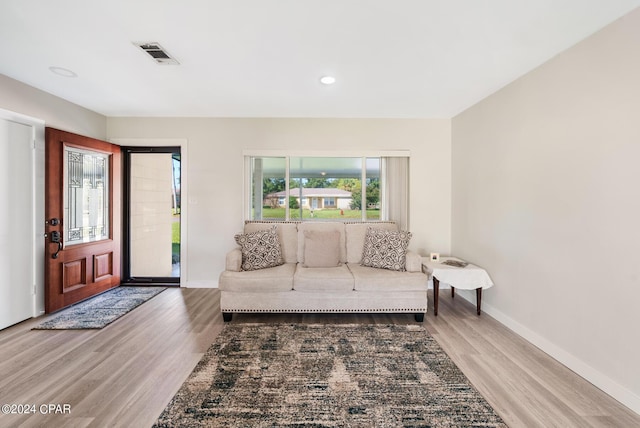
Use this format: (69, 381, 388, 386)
(134, 42, 179, 65)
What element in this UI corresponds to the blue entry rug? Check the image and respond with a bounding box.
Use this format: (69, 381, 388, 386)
(33, 286, 166, 330)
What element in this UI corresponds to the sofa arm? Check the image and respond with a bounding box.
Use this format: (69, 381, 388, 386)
(405, 251, 422, 272)
(225, 248, 243, 272)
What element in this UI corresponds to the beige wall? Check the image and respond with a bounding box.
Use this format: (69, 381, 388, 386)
(452, 9, 640, 413)
(107, 118, 452, 287)
(0, 74, 106, 139)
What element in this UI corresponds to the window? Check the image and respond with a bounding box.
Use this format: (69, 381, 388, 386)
(63, 147, 110, 246)
(247, 154, 408, 225)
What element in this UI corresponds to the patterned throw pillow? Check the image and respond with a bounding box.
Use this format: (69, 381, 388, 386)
(234, 225, 284, 271)
(360, 227, 412, 271)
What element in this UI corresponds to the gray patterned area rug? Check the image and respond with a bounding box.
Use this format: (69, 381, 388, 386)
(154, 323, 507, 427)
(33, 286, 166, 330)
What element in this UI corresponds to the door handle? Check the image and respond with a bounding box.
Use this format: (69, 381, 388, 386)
(50, 231, 62, 259)
(52, 241, 62, 259)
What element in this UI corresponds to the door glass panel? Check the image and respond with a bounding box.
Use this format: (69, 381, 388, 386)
(63, 147, 110, 246)
(129, 152, 180, 278)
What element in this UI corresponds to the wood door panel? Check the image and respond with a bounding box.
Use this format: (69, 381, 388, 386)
(45, 128, 121, 313)
(62, 259, 87, 292)
(94, 252, 114, 282)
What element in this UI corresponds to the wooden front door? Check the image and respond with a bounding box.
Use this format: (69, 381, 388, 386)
(45, 128, 121, 313)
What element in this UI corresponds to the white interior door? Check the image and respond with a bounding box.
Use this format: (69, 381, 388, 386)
(0, 117, 35, 329)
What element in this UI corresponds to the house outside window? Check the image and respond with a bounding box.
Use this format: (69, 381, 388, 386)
(246, 153, 408, 226)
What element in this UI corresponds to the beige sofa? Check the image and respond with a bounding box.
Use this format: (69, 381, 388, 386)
(219, 221, 428, 322)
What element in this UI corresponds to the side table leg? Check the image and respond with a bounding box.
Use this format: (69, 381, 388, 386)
(433, 277, 439, 316)
(476, 287, 482, 315)
(451, 286, 455, 298)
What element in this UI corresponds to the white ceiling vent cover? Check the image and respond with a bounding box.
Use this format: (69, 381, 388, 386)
(134, 42, 179, 65)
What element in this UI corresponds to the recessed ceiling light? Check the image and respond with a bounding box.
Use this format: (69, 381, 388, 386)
(320, 75, 336, 85)
(49, 66, 77, 78)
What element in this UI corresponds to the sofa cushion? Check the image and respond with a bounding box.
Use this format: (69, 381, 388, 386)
(244, 222, 298, 264)
(219, 263, 296, 292)
(348, 263, 427, 292)
(297, 222, 346, 264)
(360, 226, 412, 271)
(345, 222, 398, 263)
(302, 230, 341, 268)
(293, 264, 354, 292)
(235, 225, 284, 271)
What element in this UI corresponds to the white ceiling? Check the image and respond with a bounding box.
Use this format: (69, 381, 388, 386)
(1, 0, 639, 118)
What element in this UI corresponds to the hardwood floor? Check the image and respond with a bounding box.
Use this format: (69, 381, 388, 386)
(0, 288, 637, 427)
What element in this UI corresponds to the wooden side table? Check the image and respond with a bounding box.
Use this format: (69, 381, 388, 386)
(422, 257, 494, 316)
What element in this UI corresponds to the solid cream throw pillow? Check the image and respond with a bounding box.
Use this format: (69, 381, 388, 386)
(361, 226, 412, 271)
(234, 225, 284, 271)
(302, 230, 341, 268)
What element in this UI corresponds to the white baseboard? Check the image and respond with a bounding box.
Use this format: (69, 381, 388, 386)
(455, 291, 640, 416)
(183, 280, 218, 288)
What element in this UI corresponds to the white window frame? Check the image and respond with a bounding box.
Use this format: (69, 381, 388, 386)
(243, 150, 409, 222)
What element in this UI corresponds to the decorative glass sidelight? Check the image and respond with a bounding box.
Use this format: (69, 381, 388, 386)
(63, 147, 110, 246)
